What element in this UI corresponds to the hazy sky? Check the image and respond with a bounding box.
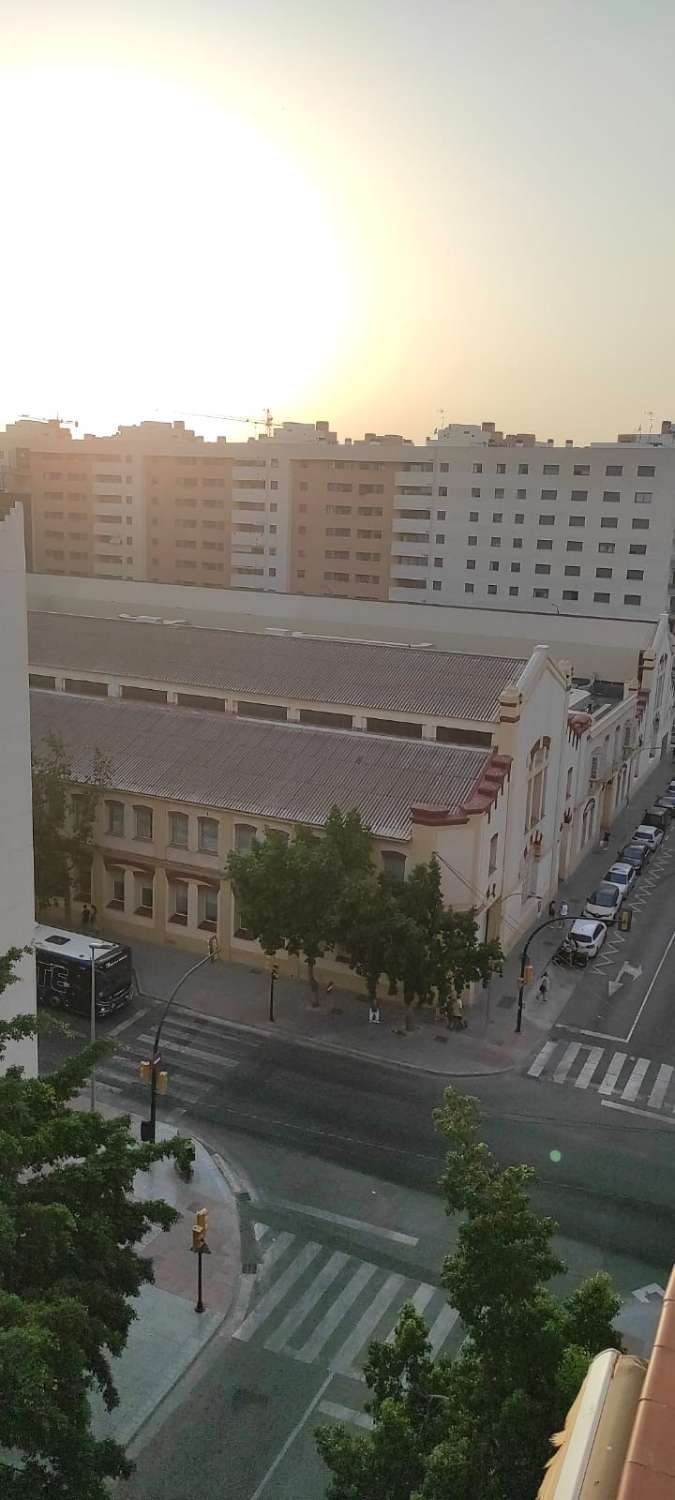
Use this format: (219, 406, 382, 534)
(2, 0, 674, 444)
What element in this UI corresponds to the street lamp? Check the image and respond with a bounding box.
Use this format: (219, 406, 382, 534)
(514, 915, 573, 1034)
(140, 936, 219, 1142)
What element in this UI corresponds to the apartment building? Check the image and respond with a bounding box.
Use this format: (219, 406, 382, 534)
(5, 414, 675, 620)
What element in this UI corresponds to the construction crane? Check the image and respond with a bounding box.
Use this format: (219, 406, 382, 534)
(167, 408, 275, 437)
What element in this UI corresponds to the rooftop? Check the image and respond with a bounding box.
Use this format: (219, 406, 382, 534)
(29, 690, 493, 841)
(28, 612, 526, 723)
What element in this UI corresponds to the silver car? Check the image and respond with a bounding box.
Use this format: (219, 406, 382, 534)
(584, 883, 624, 924)
(604, 862, 636, 896)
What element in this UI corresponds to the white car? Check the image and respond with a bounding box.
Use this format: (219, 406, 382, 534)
(605, 862, 636, 896)
(632, 824, 664, 853)
(569, 918, 608, 961)
(583, 883, 624, 924)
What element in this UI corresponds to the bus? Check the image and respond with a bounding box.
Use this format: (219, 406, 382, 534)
(34, 924, 133, 1018)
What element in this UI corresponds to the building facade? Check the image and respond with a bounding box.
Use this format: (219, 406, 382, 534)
(6, 415, 675, 620)
(0, 502, 37, 1072)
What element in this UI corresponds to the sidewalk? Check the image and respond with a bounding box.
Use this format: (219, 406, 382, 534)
(77, 1091, 247, 1452)
(131, 756, 675, 1080)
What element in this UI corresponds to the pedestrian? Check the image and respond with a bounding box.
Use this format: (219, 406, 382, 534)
(81, 904, 90, 927)
(538, 972, 550, 1002)
(559, 900, 569, 928)
(89, 903, 98, 927)
(450, 995, 467, 1030)
(368, 1001, 381, 1024)
(600, 830, 610, 850)
(548, 899, 556, 921)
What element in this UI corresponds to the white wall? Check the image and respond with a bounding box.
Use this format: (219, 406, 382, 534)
(0, 505, 37, 1072)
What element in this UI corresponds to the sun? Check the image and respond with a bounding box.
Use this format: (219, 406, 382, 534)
(0, 65, 352, 428)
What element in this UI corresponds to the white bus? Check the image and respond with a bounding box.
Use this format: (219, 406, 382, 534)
(34, 924, 133, 1018)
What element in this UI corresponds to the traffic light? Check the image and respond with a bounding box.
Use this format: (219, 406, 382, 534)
(524, 963, 535, 984)
(156, 1070, 169, 1095)
(192, 1208, 208, 1252)
(139, 1059, 152, 1082)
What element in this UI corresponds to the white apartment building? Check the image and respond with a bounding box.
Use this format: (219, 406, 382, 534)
(0, 501, 37, 1072)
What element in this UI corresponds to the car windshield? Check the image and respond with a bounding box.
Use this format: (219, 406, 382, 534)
(623, 846, 641, 857)
(573, 932, 592, 945)
(590, 890, 615, 905)
(608, 869, 628, 882)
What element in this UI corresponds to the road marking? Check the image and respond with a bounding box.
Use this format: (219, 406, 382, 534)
(264, 1252, 349, 1354)
(648, 1064, 673, 1111)
(621, 1057, 650, 1103)
(602, 1100, 675, 1126)
(318, 1400, 373, 1431)
(633, 1284, 666, 1303)
(136, 1034, 239, 1069)
(235, 1242, 322, 1342)
(249, 1372, 332, 1500)
(625, 925, 675, 1045)
(597, 1052, 628, 1094)
(528, 1041, 557, 1078)
(109, 1006, 149, 1036)
(427, 1302, 459, 1357)
(295, 1262, 377, 1364)
(258, 1230, 294, 1273)
(553, 1042, 581, 1083)
(555, 1025, 627, 1042)
(331, 1273, 406, 1377)
(575, 1047, 603, 1089)
(260, 1197, 418, 1246)
(387, 1282, 436, 1338)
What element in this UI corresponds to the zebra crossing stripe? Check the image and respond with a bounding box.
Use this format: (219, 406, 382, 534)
(235, 1241, 322, 1342)
(331, 1273, 406, 1377)
(528, 1041, 557, 1078)
(386, 1282, 436, 1340)
(295, 1261, 377, 1364)
(621, 1057, 650, 1103)
(264, 1252, 350, 1354)
(648, 1064, 673, 1111)
(427, 1302, 459, 1357)
(575, 1047, 603, 1089)
(258, 1229, 295, 1274)
(318, 1400, 374, 1431)
(598, 1052, 628, 1094)
(136, 1035, 239, 1070)
(553, 1043, 581, 1083)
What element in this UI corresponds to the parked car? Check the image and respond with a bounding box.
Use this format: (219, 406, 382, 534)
(584, 883, 624, 924)
(632, 823, 664, 853)
(619, 842, 649, 872)
(642, 806, 671, 831)
(569, 919, 608, 961)
(604, 862, 637, 895)
(655, 795, 675, 815)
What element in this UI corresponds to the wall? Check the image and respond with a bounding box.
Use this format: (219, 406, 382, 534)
(0, 504, 37, 1072)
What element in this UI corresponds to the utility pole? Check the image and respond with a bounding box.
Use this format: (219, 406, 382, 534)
(140, 938, 219, 1142)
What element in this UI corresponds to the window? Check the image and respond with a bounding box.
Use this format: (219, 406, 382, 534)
(198, 817, 219, 854)
(514, 513, 524, 524)
(168, 812, 189, 848)
(629, 543, 646, 555)
(497, 463, 506, 474)
(632, 518, 649, 530)
(488, 833, 498, 874)
(466, 559, 476, 570)
(573, 464, 590, 475)
(543, 464, 559, 475)
(596, 567, 613, 578)
(565, 767, 574, 799)
(108, 872, 125, 910)
(511, 562, 521, 573)
(562, 590, 579, 600)
(489, 561, 500, 572)
(593, 591, 610, 603)
(535, 563, 551, 575)
(626, 568, 644, 580)
(490, 536, 501, 547)
(235, 823, 256, 854)
(469, 511, 479, 522)
(569, 515, 586, 527)
(464, 583, 474, 594)
(106, 800, 124, 836)
(602, 491, 620, 503)
(134, 805, 153, 840)
(634, 491, 652, 504)
(472, 462, 483, 473)
(536, 539, 553, 551)
(598, 541, 615, 554)
(492, 512, 503, 522)
(637, 464, 655, 477)
(432, 580, 442, 591)
(533, 588, 549, 598)
(468, 535, 477, 546)
(509, 586, 519, 597)
(538, 514, 555, 525)
(600, 516, 618, 529)
(487, 584, 498, 595)
(566, 540, 583, 552)
(513, 537, 523, 549)
(170, 881, 189, 925)
(540, 490, 557, 501)
(134, 876, 154, 916)
(435, 533, 445, 544)
(516, 488, 526, 499)
(437, 510, 446, 520)
(494, 488, 504, 500)
(605, 464, 623, 476)
(564, 564, 580, 576)
(624, 593, 642, 606)
(198, 886, 218, 931)
(434, 557, 443, 569)
(438, 485, 448, 497)
(471, 487, 481, 498)
(571, 490, 588, 501)
(382, 850, 406, 881)
(518, 463, 528, 474)
(526, 739, 549, 828)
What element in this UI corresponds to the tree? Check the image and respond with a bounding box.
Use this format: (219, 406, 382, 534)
(225, 830, 292, 959)
(335, 877, 404, 1001)
(0, 950, 194, 1499)
(387, 858, 503, 1028)
(317, 1087, 621, 1500)
(32, 732, 110, 922)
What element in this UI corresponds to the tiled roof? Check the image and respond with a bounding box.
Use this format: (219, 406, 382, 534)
(29, 690, 493, 841)
(28, 612, 526, 722)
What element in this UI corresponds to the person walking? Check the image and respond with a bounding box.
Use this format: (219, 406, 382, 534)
(538, 972, 550, 1002)
(548, 899, 556, 921)
(559, 899, 569, 928)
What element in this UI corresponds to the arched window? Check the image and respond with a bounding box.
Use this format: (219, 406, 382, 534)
(525, 739, 550, 830)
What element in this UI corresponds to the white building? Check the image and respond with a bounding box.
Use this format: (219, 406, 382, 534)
(0, 501, 37, 1072)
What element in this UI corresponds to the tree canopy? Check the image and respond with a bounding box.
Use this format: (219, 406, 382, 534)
(31, 731, 110, 922)
(317, 1087, 621, 1500)
(0, 950, 194, 1498)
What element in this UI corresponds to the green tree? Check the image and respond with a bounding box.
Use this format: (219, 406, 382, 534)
(0, 950, 194, 1499)
(335, 877, 404, 1001)
(32, 732, 110, 923)
(386, 858, 503, 1028)
(226, 829, 292, 959)
(317, 1087, 621, 1500)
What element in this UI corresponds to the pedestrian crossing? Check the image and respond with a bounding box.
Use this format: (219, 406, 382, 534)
(96, 1014, 254, 1105)
(234, 1223, 459, 1379)
(528, 1036, 675, 1114)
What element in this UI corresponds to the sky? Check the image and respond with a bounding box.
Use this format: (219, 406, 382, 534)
(2, 0, 674, 446)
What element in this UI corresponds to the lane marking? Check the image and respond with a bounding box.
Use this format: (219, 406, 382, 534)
(556, 1025, 627, 1042)
(331, 1273, 406, 1377)
(265, 1252, 350, 1354)
(621, 1057, 650, 1103)
(648, 1064, 673, 1111)
(597, 1052, 628, 1095)
(249, 1372, 332, 1500)
(575, 1047, 604, 1089)
(528, 1041, 557, 1078)
(602, 1099, 675, 1126)
(553, 1042, 581, 1084)
(235, 1242, 322, 1343)
(387, 1282, 436, 1339)
(427, 1302, 459, 1357)
(295, 1262, 377, 1364)
(625, 925, 675, 1045)
(109, 1006, 149, 1036)
(259, 1197, 418, 1247)
(318, 1400, 373, 1431)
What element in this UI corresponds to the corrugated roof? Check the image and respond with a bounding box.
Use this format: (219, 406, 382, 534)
(29, 690, 491, 841)
(27, 612, 526, 722)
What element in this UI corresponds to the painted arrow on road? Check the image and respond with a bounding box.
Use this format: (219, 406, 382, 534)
(633, 1284, 665, 1303)
(608, 961, 643, 998)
